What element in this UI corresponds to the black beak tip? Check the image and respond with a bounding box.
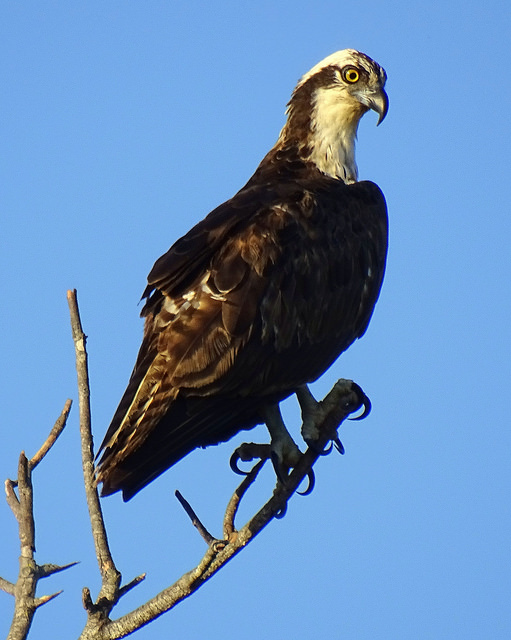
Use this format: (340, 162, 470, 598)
(376, 91, 389, 126)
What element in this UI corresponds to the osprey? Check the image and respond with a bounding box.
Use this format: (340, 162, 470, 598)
(97, 49, 388, 500)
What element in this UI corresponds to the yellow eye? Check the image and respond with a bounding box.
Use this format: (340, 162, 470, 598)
(343, 67, 360, 83)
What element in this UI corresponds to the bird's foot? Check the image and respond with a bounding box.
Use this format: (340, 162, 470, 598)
(230, 434, 314, 497)
(269, 431, 302, 482)
(260, 403, 315, 494)
(230, 442, 272, 476)
(297, 385, 332, 450)
(297, 380, 371, 454)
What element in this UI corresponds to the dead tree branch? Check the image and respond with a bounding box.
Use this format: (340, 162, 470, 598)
(83, 382, 362, 639)
(67, 290, 118, 580)
(68, 290, 146, 636)
(65, 287, 364, 639)
(1, 401, 73, 640)
(3, 290, 366, 639)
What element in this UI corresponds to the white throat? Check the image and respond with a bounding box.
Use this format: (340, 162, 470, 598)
(308, 87, 362, 183)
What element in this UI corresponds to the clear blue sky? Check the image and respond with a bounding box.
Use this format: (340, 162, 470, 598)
(1, 2, 510, 638)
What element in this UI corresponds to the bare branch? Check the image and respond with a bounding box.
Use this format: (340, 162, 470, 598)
(37, 562, 80, 579)
(175, 490, 217, 546)
(81, 587, 94, 612)
(0, 576, 15, 596)
(117, 574, 147, 600)
(29, 399, 72, 471)
(4, 479, 20, 518)
(34, 590, 63, 608)
(223, 459, 266, 540)
(16, 453, 35, 555)
(2, 395, 79, 640)
(67, 291, 114, 570)
(67, 289, 122, 620)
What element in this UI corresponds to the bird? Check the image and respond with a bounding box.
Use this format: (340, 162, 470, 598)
(96, 49, 389, 501)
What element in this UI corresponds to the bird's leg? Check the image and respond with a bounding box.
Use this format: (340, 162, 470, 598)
(230, 403, 314, 493)
(296, 385, 324, 445)
(297, 380, 370, 454)
(260, 403, 302, 483)
(297, 384, 344, 452)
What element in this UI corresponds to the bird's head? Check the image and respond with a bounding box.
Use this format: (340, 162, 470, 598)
(278, 49, 388, 183)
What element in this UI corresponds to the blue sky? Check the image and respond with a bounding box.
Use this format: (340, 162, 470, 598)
(1, 2, 510, 638)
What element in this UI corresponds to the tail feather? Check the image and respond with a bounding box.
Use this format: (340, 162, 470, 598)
(98, 394, 263, 500)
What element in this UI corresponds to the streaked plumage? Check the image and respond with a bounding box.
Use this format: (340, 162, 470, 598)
(96, 49, 389, 500)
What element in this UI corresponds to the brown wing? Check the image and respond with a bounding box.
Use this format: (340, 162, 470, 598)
(96, 171, 387, 500)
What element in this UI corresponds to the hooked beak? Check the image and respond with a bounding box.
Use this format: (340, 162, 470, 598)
(368, 88, 389, 125)
(358, 87, 389, 125)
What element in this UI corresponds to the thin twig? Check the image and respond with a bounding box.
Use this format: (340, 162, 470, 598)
(175, 490, 217, 545)
(29, 399, 72, 471)
(0, 576, 15, 596)
(223, 459, 266, 540)
(117, 574, 147, 600)
(34, 591, 63, 608)
(37, 562, 80, 579)
(4, 479, 20, 517)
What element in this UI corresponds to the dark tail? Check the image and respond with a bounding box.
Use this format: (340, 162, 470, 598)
(98, 393, 263, 501)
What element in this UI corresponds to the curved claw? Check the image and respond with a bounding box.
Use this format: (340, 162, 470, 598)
(274, 503, 288, 519)
(317, 441, 333, 456)
(319, 441, 333, 456)
(296, 469, 315, 496)
(229, 451, 251, 476)
(348, 383, 372, 421)
(305, 439, 333, 456)
(333, 435, 345, 455)
(230, 443, 271, 475)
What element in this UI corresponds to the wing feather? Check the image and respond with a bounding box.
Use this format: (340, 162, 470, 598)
(96, 171, 388, 499)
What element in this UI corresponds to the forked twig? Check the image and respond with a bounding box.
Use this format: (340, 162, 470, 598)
(1, 401, 74, 640)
